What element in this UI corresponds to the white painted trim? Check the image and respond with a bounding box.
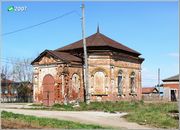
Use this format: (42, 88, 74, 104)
(163, 82, 179, 84)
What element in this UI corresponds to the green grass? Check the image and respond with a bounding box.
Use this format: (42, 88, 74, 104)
(125, 102, 178, 128)
(1, 111, 106, 129)
(52, 103, 74, 111)
(79, 101, 178, 129)
(76, 101, 142, 112)
(29, 103, 43, 106)
(26, 101, 178, 128)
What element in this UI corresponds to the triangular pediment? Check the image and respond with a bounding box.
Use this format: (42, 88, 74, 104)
(31, 50, 64, 65)
(39, 54, 57, 65)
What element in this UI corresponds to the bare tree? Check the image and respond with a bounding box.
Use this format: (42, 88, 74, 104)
(1, 65, 11, 80)
(11, 58, 33, 82)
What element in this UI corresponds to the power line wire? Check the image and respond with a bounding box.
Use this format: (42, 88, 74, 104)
(1, 61, 32, 67)
(1, 57, 32, 61)
(2, 10, 79, 36)
(1, 59, 32, 66)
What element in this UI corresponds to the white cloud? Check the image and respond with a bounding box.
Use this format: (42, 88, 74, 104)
(168, 52, 179, 58)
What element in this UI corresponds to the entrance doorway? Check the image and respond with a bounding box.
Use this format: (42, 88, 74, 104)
(171, 90, 177, 101)
(42, 74, 55, 106)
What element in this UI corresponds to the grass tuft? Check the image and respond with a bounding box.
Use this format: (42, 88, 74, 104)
(1, 111, 106, 129)
(52, 103, 74, 110)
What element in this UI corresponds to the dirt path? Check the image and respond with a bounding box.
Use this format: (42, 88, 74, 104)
(1, 108, 151, 129)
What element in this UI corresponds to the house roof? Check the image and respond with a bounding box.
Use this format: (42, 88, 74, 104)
(49, 50, 82, 63)
(56, 31, 141, 56)
(1, 79, 15, 87)
(142, 87, 159, 94)
(162, 74, 179, 82)
(31, 50, 82, 64)
(1, 79, 14, 84)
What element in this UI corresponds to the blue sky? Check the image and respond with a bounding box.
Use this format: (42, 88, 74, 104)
(1, 1, 179, 86)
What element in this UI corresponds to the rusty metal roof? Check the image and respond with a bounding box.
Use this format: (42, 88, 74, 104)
(56, 32, 141, 56)
(49, 50, 82, 63)
(31, 50, 82, 64)
(1, 79, 14, 84)
(142, 87, 159, 94)
(32, 31, 144, 64)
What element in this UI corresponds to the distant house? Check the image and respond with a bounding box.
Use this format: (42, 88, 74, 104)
(1, 78, 33, 102)
(142, 87, 159, 101)
(1, 79, 18, 102)
(162, 74, 179, 101)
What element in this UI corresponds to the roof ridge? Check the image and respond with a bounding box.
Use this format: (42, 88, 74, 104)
(90, 32, 106, 46)
(48, 50, 70, 63)
(99, 33, 112, 46)
(31, 50, 82, 65)
(100, 33, 141, 55)
(31, 50, 67, 64)
(55, 33, 97, 51)
(87, 33, 98, 45)
(50, 50, 82, 63)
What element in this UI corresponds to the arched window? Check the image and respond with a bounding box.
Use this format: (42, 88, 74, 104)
(94, 71, 105, 94)
(117, 70, 123, 95)
(130, 72, 136, 94)
(72, 74, 80, 93)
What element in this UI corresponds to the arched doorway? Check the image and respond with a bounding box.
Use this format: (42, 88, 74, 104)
(42, 74, 55, 106)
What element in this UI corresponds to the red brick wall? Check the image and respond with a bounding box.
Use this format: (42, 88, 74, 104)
(34, 54, 143, 105)
(163, 83, 179, 89)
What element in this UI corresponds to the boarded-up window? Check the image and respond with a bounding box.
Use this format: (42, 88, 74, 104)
(118, 70, 123, 95)
(72, 74, 80, 93)
(94, 71, 105, 94)
(130, 72, 136, 94)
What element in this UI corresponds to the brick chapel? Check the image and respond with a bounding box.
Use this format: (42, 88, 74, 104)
(31, 28, 144, 106)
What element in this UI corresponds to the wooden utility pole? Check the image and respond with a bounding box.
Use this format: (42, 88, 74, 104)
(81, 1, 90, 104)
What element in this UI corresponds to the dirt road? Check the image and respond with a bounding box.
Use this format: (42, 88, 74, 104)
(1, 107, 151, 129)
